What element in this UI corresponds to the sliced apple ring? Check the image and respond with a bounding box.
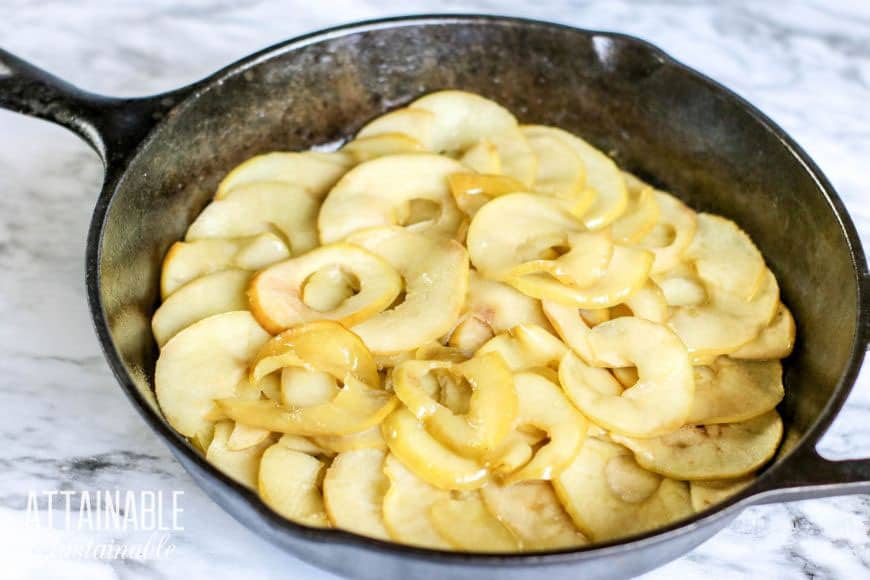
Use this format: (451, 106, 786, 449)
(477, 324, 567, 372)
(381, 453, 451, 549)
(312, 425, 386, 454)
(521, 125, 592, 212)
(155, 311, 271, 437)
(323, 449, 390, 539)
(393, 353, 517, 458)
(258, 444, 329, 527)
(429, 492, 521, 552)
(341, 132, 425, 162)
(346, 227, 469, 354)
(447, 172, 525, 217)
(732, 303, 796, 360)
(685, 213, 766, 300)
(215, 151, 352, 200)
(541, 301, 597, 363)
(553, 438, 693, 542)
(688, 358, 784, 425)
(621, 281, 668, 323)
(161, 232, 290, 298)
(447, 316, 496, 355)
(690, 476, 754, 511)
(381, 408, 488, 491)
(460, 138, 501, 174)
(466, 270, 552, 332)
(481, 481, 588, 550)
(559, 318, 693, 437)
(612, 173, 659, 243)
(206, 421, 274, 489)
(498, 372, 587, 484)
(247, 242, 402, 333)
(187, 182, 320, 255)
(357, 107, 435, 144)
(652, 263, 707, 307)
(226, 421, 272, 451)
(613, 410, 783, 480)
(636, 191, 698, 273)
(318, 154, 466, 243)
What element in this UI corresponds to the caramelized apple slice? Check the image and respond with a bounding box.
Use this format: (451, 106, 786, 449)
(342, 132, 425, 162)
(312, 425, 386, 454)
(280, 367, 340, 408)
(477, 324, 567, 371)
(636, 191, 697, 273)
(521, 125, 592, 212)
(688, 358, 784, 424)
(685, 213, 765, 300)
(429, 492, 521, 552)
(690, 476, 754, 511)
(323, 449, 390, 539)
(732, 303, 796, 360)
(381, 454, 451, 549)
(216, 151, 352, 200)
(460, 138, 501, 174)
(206, 421, 274, 489)
(611, 173, 659, 243)
(447, 172, 525, 216)
(277, 433, 330, 456)
(258, 444, 329, 527)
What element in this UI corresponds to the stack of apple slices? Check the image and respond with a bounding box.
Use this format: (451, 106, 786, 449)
(152, 90, 794, 551)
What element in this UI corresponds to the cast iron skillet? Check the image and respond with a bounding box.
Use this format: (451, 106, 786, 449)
(1, 14, 868, 580)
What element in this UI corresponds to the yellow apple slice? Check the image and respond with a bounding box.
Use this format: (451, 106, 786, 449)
(187, 182, 320, 255)
(155, 311, 271, 437)
(160, 232, 290, 298)
(247, 242, 402, 333)
(357, 107, 435, 144)
(312, 425, 386, 454)
(614, 410, 783, 480)
(466, 270, 552, 332)
(318, 154, 466, 243)
(342, 132, 425, 162)
(612, 366, 639, 389)
(381, 454, 451, 549)
(447, 172, 526, 216)
(381, 408, 488, 491)
(481, 481, 588, 550)
(447, 316, 495, 355)
(521, 125, 592, 212)
(636, 191, 697, 273)
(347, 227, 469, 354)
(732, 303, 796, 360)
(685, 213, 766, 300)
(559, 317, 693, 437)
(226, 421, 271, 451)
(393, 353, 517, 458)
(621, 281, 668, 323)
(429, 492, 521, 552)
(277, 433, 330, 456)
(611, 173, 659, 243)
(690, 476, 754, 511)
(215, 151, 352, 200)
(688, 358, 783, 424)
(477, 324, 567, 371)
(323, 449, 390, 539)
(652, 263, 707, 307)
(280, 367, 341, 408)
(499, 372, 587, 484)
(206, 421, 274, 489)
(520, 126, 627, 229)
(554, 438, 693, 542)
(258, 444, 329, 527)
(460, 138, 501, 174)
(152, 269, 250, 347)
(541, 300, 597, 363)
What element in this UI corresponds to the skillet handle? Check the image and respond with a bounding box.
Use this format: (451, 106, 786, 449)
(0, 48, 187, 168)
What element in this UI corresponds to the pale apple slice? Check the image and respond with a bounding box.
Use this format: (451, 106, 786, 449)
(652, 263, 707, 307)
(732, 303, 796, 360)
(323, 449, 390, 539)
(448, 316, 496, 355)
(611, 173, 659, 243)
(521, 126, 627, 229)
(281, 367, 341, 408)
(258, 444, 329, 527)
(553, 438, 693, 542)
(613, 410, 783, 480)
(541, 300, 597, 363)
(160, 232, 290, 298)
(346, 227, 469, 354)
(559, 317, 693, 437)
(357, 107, 435, 144)
(685, 213, 765, 300)
(460, 138, 501, 174)
(429, 492, 520, 552)
(312, 425, 386, 454)
(477, 324, 567, 371)
(342, 132, 425, 162)
(688, 358, 784, 424)
(447, 172, 525, 216)
(277, 433, 330, 456)
(247, 242, 402, 333)
(226, 421, 271, 451)
(466, 270, 552, 333)
(155, 311, 271, 437)
(206, 421, 274, 489)
(506, 230, 614, 289)
(381, 408, 488, 490)
(186, 182, 320, 255)
(215, 151, 352, 200)
(152, 269, 250, 347)
(318, 154, 466, 243)
(622, 281, 668, 323)
(481, 481, 588, 550)
(381, 454, 451, 549)
(636, 191, 698, 273)
(521, 125, 592, 212)
(690, 476, 754, 511)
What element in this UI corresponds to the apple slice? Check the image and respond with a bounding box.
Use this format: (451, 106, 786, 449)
(152, 269, 250, 347)
(357, 107, 435, 144)
(216, 151, 352, 200)
(160, 232, 290, 298)
(481, 481, 588, 550)
(346, 227, 469, 354)
(447, 172, 526, 217)
(636, 192, 697, 274)
(381, 454, 451, 549)
(612, 367, 639, 388)
(559, 318, 693, 437)
(206, 421, 274, 489)
(323, 449, 390, 539)
(258, 444, 329, 527)
(187, 182, 320, 255)
(613, 410, 783, 480)
(732, 303, 796, 360)
(247, 242, 402, 333)
(541, 301, 597, 363)
(690, 476, 754, 511)
(685, 213, 765, 300)
(477, 324, 567, 372)
(342, 133, 425, 162)
(226, 421, 271, 451)
(688, 358, 784, 424)
(460, 138, 501, 174)
(521, 125, 592, 212)
(155, 311, 271, 437)
(466, 270, 552, 333)
(621, 281, 668, 323)
(652, 263, 707, 307)
(447, 316, 495, 355)
(611, 173, 659, 243)
(318, 154, 466, 243)
(277, 433, 331, 456)
(281, 367, 341, 408)
(429, 492, 521, 552)
(553, 438, 693, 542)
(312, 425, 386, 454)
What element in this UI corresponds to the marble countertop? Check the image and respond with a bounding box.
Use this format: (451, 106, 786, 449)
(1, 0, 868, 578)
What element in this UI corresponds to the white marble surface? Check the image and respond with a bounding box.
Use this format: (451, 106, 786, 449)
(1, 0, 868, 578)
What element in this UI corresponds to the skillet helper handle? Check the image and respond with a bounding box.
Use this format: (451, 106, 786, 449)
(0, 48, 183, 168)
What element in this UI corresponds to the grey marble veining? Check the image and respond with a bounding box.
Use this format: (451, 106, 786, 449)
(0, 1, 868, 578)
